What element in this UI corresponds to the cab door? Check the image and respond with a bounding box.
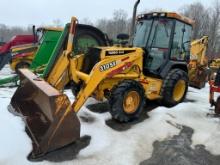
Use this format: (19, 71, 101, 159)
(142, 18, 173, 75)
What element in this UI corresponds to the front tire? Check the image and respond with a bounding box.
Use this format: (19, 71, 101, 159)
(109, 80, 145, 122)
(161, 69, 188, 107)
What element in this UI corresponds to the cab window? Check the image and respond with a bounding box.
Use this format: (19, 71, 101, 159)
(147, 19, 173, 48)
(171, 21, 192, 61)
(133, 20, 153, 47)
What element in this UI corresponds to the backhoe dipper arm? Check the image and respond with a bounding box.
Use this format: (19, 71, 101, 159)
(190, 36, 208, 66)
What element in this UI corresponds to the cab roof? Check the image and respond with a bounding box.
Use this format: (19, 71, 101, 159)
(137, 12, 195, 26)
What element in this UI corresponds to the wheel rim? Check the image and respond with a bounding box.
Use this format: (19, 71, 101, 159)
(123, 91, 140, 114)
(173, 80, 186, 102)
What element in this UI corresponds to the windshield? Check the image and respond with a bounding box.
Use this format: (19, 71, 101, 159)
(133, 19, 173, 49)
(148, 19, 173, 48)
(133, 20, 152, 47)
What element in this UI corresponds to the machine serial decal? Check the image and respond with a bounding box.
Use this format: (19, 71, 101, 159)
(107, 50, 125, 55)
(106, 50, 136, 56)
(100, 61, 117, 72)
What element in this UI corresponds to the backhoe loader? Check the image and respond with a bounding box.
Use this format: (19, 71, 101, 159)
(210, 58, 220, 74)
(188, 36, 209, 88)
(9, 0, 194, 159)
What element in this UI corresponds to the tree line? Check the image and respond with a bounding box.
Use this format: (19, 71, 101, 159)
(94, 0, 220, 59)
(0, 1, 220, 59)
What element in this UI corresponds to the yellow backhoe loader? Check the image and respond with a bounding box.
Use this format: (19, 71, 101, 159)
(188, 36, 209, 88)
(9, 0, 194, 159)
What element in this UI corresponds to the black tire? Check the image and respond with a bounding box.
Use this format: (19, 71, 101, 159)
(109, 80, 145, 122)
(15, 62, 30, 73)
(73, 25, 108, 74)
(74, 25, 107, 55)
(161, 69, 188, 107)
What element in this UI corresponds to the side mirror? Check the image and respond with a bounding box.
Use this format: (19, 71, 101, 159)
(117, 33, 129, 40)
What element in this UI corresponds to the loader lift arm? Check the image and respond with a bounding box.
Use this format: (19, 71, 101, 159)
(45, 17, 142, 113)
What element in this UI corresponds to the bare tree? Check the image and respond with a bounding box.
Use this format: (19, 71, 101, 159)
(208, 0, 220, 58)
(52, 19, 63, 28)
(96, 9, 130, 39)
(80, 18, 93, 26)
(180, 0, 220, 59)
(0, 24, 32, 42)
(180, 2, 210, 39)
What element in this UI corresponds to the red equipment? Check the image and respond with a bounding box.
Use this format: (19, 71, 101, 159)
(0, 35, 37, 70)
(209, 69, 220, 114)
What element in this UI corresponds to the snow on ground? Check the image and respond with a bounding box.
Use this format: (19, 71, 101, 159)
(0, 65, 15, 79)
(0, 65, 220, 165)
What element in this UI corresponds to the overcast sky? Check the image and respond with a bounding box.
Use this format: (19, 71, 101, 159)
(0, 0, 212, 27)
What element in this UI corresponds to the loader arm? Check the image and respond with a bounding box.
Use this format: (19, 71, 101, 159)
(45, 17, 78, 90)
(70, 51, 143, 113)
(44, 16, 143, 112)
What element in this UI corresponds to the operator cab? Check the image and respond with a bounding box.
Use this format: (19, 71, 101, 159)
(133, 12, 194, 77)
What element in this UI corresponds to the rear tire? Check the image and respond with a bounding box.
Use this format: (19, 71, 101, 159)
(161, 69, 188, 107)
(74, 27, 107, 55)
(109, 80, 145, 122)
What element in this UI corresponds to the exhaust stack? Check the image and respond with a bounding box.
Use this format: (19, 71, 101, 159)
(130, 0, 140, 44)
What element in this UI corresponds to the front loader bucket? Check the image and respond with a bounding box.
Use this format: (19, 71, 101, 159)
(9, 69, 80, 158)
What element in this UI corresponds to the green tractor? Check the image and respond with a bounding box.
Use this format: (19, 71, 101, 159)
(0, 24, 109, 86)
